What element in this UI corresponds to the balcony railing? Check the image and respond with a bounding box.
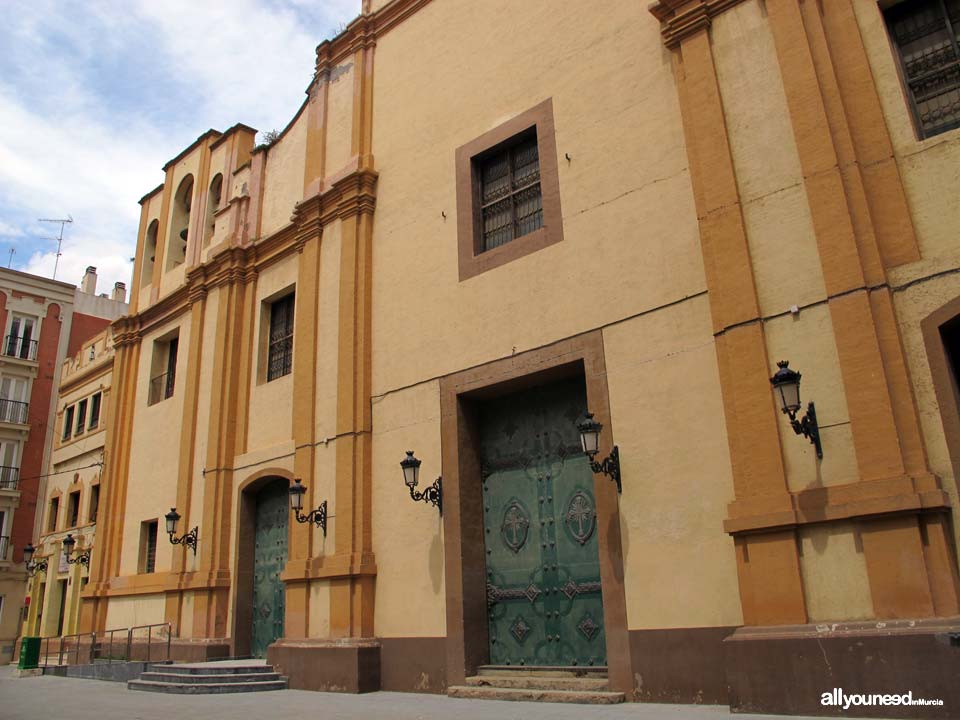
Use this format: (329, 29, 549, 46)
(2, 335, 38, 361)
(148, 372, 175, 405)
(0, 399, 28, 424)
(0, 466, 19, 490)
(0, 535, 9, 561)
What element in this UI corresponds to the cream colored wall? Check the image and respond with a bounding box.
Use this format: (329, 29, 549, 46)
(314, 220, 342, 445)
(712, 3, 865, 489)
(712, 0, 827, 318)
(189, 291, 218, 560)
(323, 61, 355, 177)
(853, 0, 960, 555)
(798, 520, 873, 622)
(370, 0, 699, 394)
(105, 593, 165, 630)
(0, 575, 26, 660)
(604, 294, 742, 629)
(260, 110, 308, 238)
(371, 380, 445, 637)
(119, 317, 190, 576)
(245, 258, 296, 451)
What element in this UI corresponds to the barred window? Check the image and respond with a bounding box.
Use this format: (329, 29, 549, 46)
(478, 131, 543, 252)
(885, 0, 960, 138)
(267, 294, 295, 381)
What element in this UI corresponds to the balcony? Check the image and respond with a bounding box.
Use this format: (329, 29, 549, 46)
(148, 372, 175, 405)
(2, 335, 38, 361)
(0, 466, 18, 490)
(0, 399, 29, 425)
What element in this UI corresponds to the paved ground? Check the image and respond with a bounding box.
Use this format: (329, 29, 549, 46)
(0, 665, 876, 720)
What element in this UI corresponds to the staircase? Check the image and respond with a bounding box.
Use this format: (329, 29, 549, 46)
(448, 666, 625, 704)
(128, 661, 287, 694)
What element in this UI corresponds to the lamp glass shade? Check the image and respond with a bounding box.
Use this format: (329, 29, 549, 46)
(770, 361, 802, 414)
(401, 451, 421, 489)
(23, 543, 35, 565)
(577, 413, 603, 457)
(62, 534, 76, 557)
(289, 479, 306, 511)
(165, 508, 180, 535)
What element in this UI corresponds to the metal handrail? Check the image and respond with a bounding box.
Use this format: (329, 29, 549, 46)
(2, 335, 38, 361)
(0, 465, 19, 489)
(0, 399, 28, 424)
(127, 622, 171, 663)
(100, 627, 129, 663)
(148, 372, 175, 404)
(39, 631, 95, 667)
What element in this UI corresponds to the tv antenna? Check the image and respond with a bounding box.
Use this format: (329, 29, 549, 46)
(38, 215, 73, 280)
(7, 249, 13, 268)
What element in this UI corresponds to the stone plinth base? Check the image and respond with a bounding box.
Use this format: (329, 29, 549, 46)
(724, 618, 960, 718)
(267, 638, 381, 693)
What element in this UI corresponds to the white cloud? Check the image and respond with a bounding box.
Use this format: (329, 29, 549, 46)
(0, 0, 360, 297)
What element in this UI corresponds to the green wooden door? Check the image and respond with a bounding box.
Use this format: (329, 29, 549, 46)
(481, 377, 606, 667)
(251, 482, 288, 658)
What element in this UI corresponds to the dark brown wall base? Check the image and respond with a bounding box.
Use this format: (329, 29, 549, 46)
(167, 638, 231, 663)
(268, 638, 381, 693)
(630, 626, 735, 704)
(380, 637, 447, 693)
(724, 619, 960, 718)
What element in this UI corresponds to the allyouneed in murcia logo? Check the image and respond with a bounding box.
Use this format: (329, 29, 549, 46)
(821, 688, 944, 710)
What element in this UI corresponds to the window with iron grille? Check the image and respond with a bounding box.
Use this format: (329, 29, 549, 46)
(140, 520, 158, 574)
(267, 294, 295, 381)
(477, 130, 543, 252)
(89, 392, 102, 429)
(885, 0, 960, 138)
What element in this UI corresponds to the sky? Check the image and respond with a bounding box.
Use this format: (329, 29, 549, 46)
(0, 0, 360, 298)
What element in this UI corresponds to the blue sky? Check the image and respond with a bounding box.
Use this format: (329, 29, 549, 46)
(0, 0, 359, 297)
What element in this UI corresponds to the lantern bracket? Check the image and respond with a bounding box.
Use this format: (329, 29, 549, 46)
(169, 526, 198, 555)
(409, 476, 442, 515)
(26, 559, 48, 577)
(294, 499, 330, 537)
(785, 401, 823, 459)
(588, 446, 621, 494)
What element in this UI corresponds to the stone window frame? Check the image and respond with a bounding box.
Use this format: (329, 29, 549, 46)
(455, 98, 564, 281)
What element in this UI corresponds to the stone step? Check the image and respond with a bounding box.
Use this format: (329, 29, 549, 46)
(128, 679, 287, 694)
(448, 685, 625, 704)
(139, 671, 283, 684)
(465, 675, 608, 691)
(150, 663, 276, 675)
(476, 665, 608, 678)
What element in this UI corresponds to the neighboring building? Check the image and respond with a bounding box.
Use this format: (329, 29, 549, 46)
(0, 267, 125, 662)
(21, 327, 114, 640)
(80, 0, 959, 716)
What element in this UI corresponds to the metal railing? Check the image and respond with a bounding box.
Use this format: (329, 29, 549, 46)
(37, 623, 172, 667)
(148, 372, 175, 405)
(2, 335, 38, 361)
(40, 632, 96, 667)
(0, 399, 28, 424)
(0, 535, 9, 561)
(0, 465, 19, 490)
(126, 623, 172, 663)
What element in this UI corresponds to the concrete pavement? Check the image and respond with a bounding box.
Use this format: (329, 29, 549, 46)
(0, 666, 877, 720)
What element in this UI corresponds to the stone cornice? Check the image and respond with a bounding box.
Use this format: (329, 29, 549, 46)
(649, 0, 749, 48)
(314, 0, 434, 78)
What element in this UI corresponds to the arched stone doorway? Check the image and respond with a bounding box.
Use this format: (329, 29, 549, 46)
(235, 475, 289, 658)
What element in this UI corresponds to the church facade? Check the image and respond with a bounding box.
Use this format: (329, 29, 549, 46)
(80, 1, 960, 715)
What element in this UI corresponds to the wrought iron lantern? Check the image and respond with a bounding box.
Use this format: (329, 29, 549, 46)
(165, 508, 198, 555)
(22, 543, 47, 577)
(577, 412, 622, 493)
(770, 360, 823, 458)
(288, 478, 328, 537)
(61, 533, 91, 567)
(401, 451, 441, 515)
